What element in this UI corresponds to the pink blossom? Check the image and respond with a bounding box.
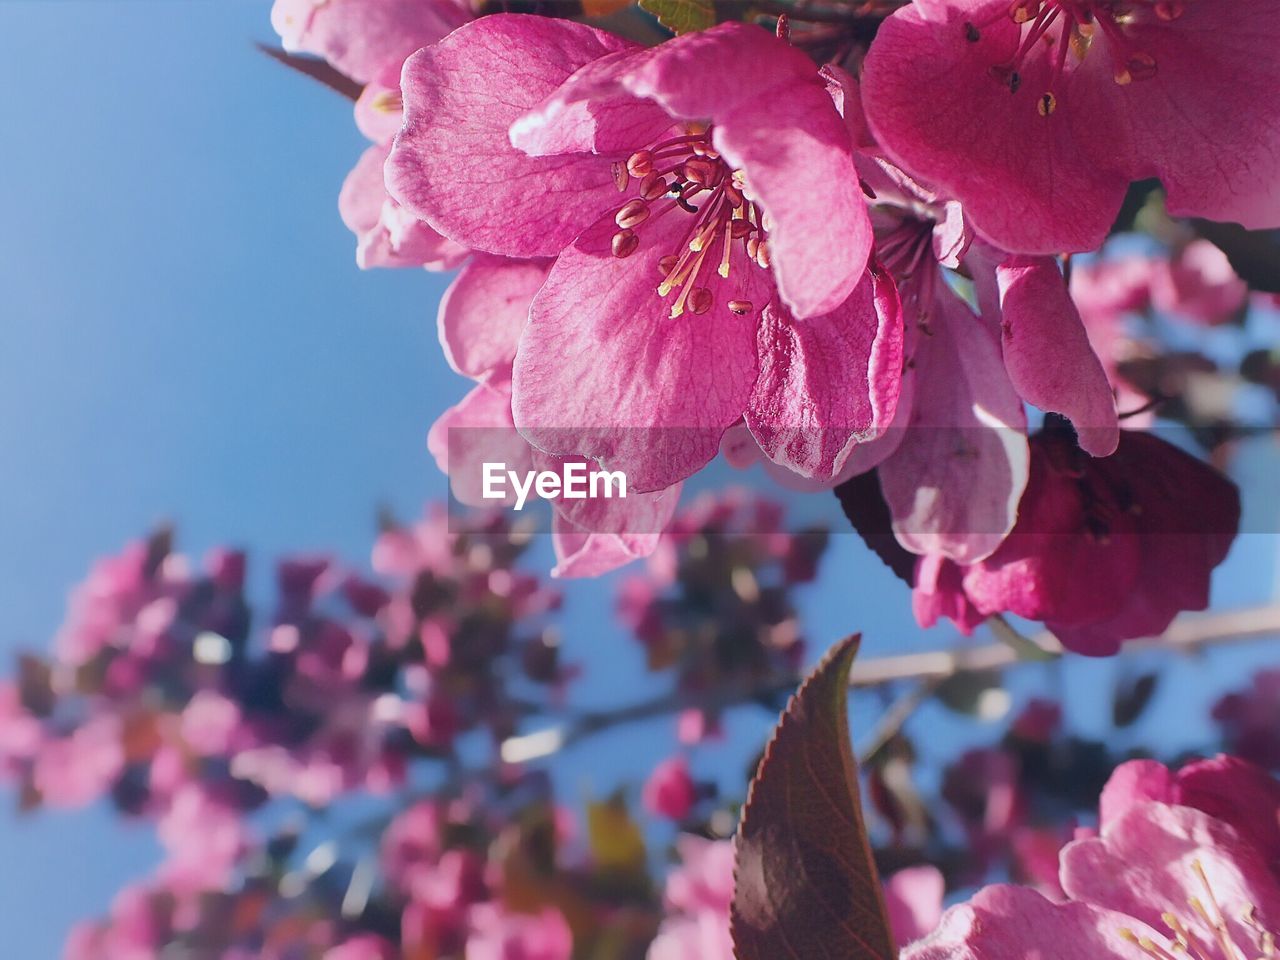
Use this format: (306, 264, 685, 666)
(884, 866, 945, 946)
(642, 755, 698, 821)
(863, 0, 1280, 254)
(466, 904, 573, 960)
(906, 778, 1280, 960)
(1149, 239, 1248, 327)
(389, 17, 898, 491)
(34, 713, 125, 808)
(324, 935, 396, 960)
(913, 426, 1239, 655)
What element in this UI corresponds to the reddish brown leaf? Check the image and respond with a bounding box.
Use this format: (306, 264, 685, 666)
(732, 635, 896, 960)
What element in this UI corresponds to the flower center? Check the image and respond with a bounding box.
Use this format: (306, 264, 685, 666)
(1117, 859, 1278, 960)
(608, 128, 767, 319)
(965, 0, 1191, 115)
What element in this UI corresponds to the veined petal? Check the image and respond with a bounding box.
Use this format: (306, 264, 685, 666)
(512, 208, 769, 493)
(746, 264, 903, 479)
(439, 256, 552, 379)
(997, 256, 1119, 456)
(388, 16, 635, 257)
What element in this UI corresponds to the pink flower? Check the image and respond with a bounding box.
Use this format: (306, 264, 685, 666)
(913, 425, 1239, 655)
(1100, 756, 1280, 868)
(34, 713, 125, 808)
(324, 935, 396, 960)
(389, 17, 899, 491)
(884, 866, 945, 946)
(466, 904, 573, 960)
(904, 760, 1280, 959)
(1149, 239, 1248, 327)
(642, 755, 698, 821)
(863, 0, 1280, 254)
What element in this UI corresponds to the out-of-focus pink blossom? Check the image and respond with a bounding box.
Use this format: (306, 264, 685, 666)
(466, 904, 573, 960)
(642, 756, 698, 822)
(1150, 239, 1248, 327)
(884, 865, 945, 946)
(1214, 669, 1280, 769)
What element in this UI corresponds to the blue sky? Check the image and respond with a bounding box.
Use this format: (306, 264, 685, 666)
(2, 1, 1278, 955)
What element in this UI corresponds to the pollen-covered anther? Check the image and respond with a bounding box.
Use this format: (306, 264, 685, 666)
(754, 239, 771, 270)
(626, 150, 654, 178)
(728, 299, 754, 316)
(689, 287, 713, 315)
(611, 229, 639, 258)
(657, 254, 679, 276)
(1154, 1, 1186, 21)
(639, 172, 668, 201)
(1038, 92, 1057, 116)
(615, 199, 650, 230)
(683, 157, 722, 188)
(611, 161, 628, 192)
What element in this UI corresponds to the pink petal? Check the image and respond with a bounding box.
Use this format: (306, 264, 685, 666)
(902, 884, 1152, 960)
(339, 144, 469, 270)
(745, 264, 903, 479)
(997, 256, 1119, 456)
(270, 0, 471, 84)
(1062, 802, 1280, 952)
(1098, 760, 1176, 829)
(862, 0, 1130, 254)
(512, 210, 769, 493)
(1107, 1, 1280, 230)
(509, 47, 676, 157)
(387, 16, 635, 257)
(879, 273, 1029, 563)
(621, 22, 872, 317)
(439, 256, 551, 379)
(354, 60, 405, 144)
(884, 865, 945, 947)
(551, 516, 661, 579)
(426, 380, 533, 508)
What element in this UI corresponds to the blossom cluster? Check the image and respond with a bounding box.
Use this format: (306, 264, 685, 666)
(268, 0, 1266, 658)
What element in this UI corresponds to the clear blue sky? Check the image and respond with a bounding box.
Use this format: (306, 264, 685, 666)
(1, 2, 1277, 955)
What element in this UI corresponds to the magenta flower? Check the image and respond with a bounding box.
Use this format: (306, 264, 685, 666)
(904, 758, 1280, 959)
(862, 0, 1280, 254)
(884, 866, 945, 946)
(642, 755, 698, 822)
(389, 17, 899, 491)
(913, 425, 1240, 654)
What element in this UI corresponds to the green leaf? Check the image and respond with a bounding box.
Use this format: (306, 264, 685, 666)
(731, 635, 897, 960)
(638, 0, 714, 34)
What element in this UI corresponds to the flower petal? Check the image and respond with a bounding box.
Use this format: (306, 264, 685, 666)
(426, 380, 533, 508)
(512, 209, 769, 492)
(862, 0, 1129, 254)
(997, 256, 1119, 456)
(339, 144, 469, 270)
(439, 256, 552, 379)
(387, 16, 635, 257)
(746, 264, 903, 479)
(880, 273, 1029, 563)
